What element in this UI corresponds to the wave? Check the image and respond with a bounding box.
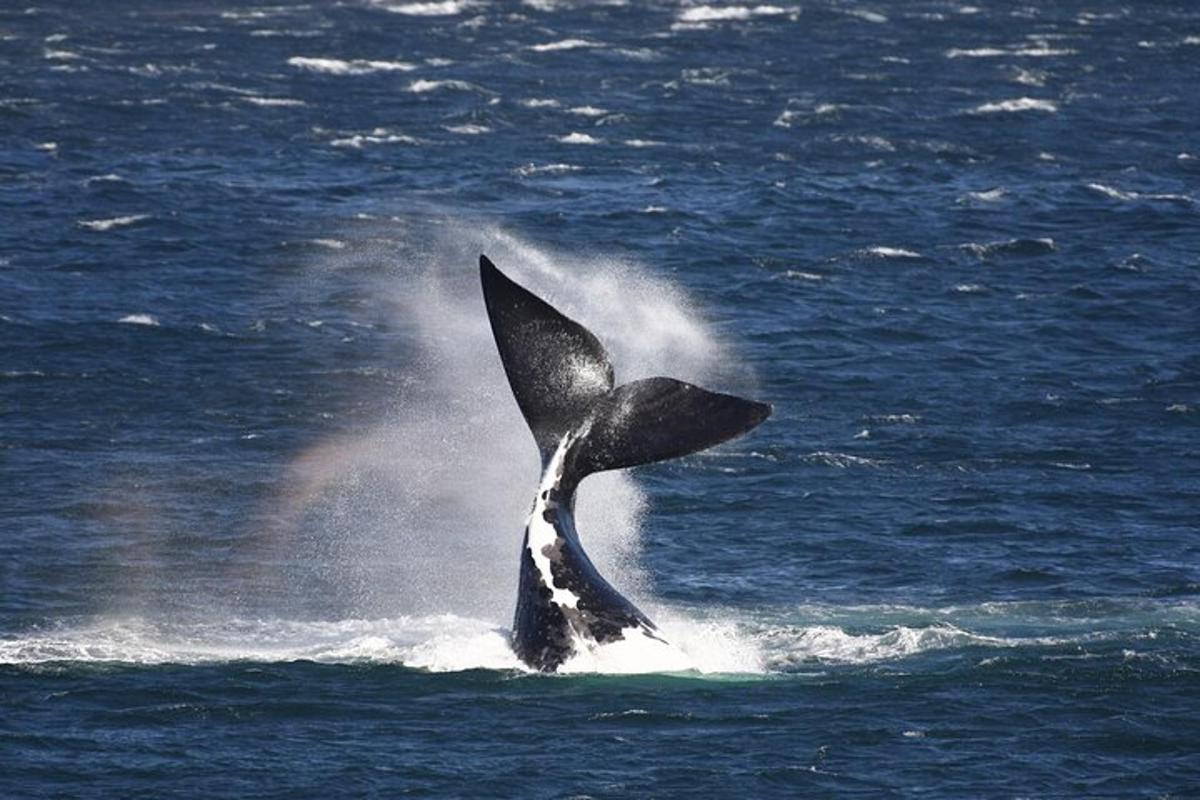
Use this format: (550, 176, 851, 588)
(444, 123, 490, 134)
(513, 162, 582, 176)
(371, 0, 475, 15)
(117, 313, 161, 326)
(971, 97, 1058, 114)
(529, 38, 603, 52)
(677, 5, 789, 23)
(329, 128, 419, 147)
(946, 46, 1076, 58)
(1087, 183, 1194, 205)
(242, 96, 306, 107)
(861, 246, 923, 259)
(3, 599, 1188, 674)
(407, 79, 487, 93)
(960, 237, 1056, 258)
(78, 214, 150, 231)
(557, 132, 602, 144)
(287, 56, 417, 75)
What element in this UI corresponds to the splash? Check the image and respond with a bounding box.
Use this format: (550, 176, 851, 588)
(257, 216, 731, 629)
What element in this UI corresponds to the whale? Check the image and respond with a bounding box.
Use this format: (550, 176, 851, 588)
(479, 255, 771, 672)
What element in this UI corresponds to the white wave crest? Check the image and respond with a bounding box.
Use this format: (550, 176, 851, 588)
(330, 129, 419, 147)
(863, 246, 922, 259)
(678, 5, 788, 23)
(118, 313, 160, 326)
(514, 163, 581, 176)
(1, 606, 1140, 675)
(529, 38, 603, 52)
(408, 79, 483, 93)
(972, 97, 1058, 114)
(1088, 183, 1194, 205)
(287, 56, 417, 75)
(0, 612, 762, 675)
(242, 96, 306, 107)
(946, 46, 1076, 58)
(557, 132, 602, 144)
(372, 0, 473, 15)
(78, 214, 150, 231)
(761, 623, 999, 668)
(444, 123, 490, 134)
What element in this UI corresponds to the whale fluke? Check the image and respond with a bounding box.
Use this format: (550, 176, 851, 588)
(480, 254, 769, 475)
(480, 253, 770, 671)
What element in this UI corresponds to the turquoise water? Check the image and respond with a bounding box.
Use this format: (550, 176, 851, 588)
(2, 1, 1199, 796)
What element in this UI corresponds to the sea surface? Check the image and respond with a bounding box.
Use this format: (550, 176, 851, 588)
(2, 0, 1199, 797)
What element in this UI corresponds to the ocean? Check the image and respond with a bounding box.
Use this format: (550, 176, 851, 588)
(2, 0, 1198, 796)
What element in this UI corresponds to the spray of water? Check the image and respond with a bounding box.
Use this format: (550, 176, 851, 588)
(264, 217, 730, 626)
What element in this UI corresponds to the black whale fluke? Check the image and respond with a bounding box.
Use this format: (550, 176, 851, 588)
(479, 253, 771, 473)
(480, 254, 614, 459)
(480, 253, 770, 672)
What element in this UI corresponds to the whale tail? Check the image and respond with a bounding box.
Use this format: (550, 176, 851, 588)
(479, 254, 770, 476)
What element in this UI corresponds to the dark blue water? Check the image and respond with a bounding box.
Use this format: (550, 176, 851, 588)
(3, 0, 1199, 796)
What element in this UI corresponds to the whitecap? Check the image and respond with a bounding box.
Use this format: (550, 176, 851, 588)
(971, 97, 1058, 114)
(760, 623, 986, 666)
(567, 105, 608, 117)
(444, 123, 490, 134)
(1012, 67, 1046, 86)
(520, 97, 560, 108)
(677, 5, 788, 23)
(118, 313, 160, 326)
(960, 237, 1055, 258)
(804, 451, 884, 468)
(863, 246, 922, 259)
(557, 132, 601, 144)
(242, 96, 306, 107)
(623, 139, 662, 147)
(529, 38, 602, 52)
(514, 163, 582, 176)
(773, 109, 801, 127)
(78, 214, 150, 231)
(834, 134, 896, 151)
(372, 0, 472, 15)
(330, 129, 419, 147)
(845, 8, 887, 23)
(964, 188, 1007, 202)
(287, 56, 417, 75)
(83, 173, 127, 185)
(953, 283, 987, 293)
(1087, 183, 1193, 205)
(865, 413, 920, 424)
(946, 46, 1075, 58)
(407, 78, 483, 93)
(250, 28, 326, 38)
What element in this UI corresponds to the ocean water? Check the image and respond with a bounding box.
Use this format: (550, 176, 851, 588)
(2, 0, 1199, 796)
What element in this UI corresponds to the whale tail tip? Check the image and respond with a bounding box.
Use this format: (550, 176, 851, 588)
(479, 253, 770, 475)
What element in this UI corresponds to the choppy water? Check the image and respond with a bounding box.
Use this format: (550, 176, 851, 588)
(3, 0, 1199, 797)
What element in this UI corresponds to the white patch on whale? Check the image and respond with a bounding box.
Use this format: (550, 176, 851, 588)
(524, 434, 582, 610)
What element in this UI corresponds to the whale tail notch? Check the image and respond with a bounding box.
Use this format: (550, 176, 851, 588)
(480, 254, 770, 475)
